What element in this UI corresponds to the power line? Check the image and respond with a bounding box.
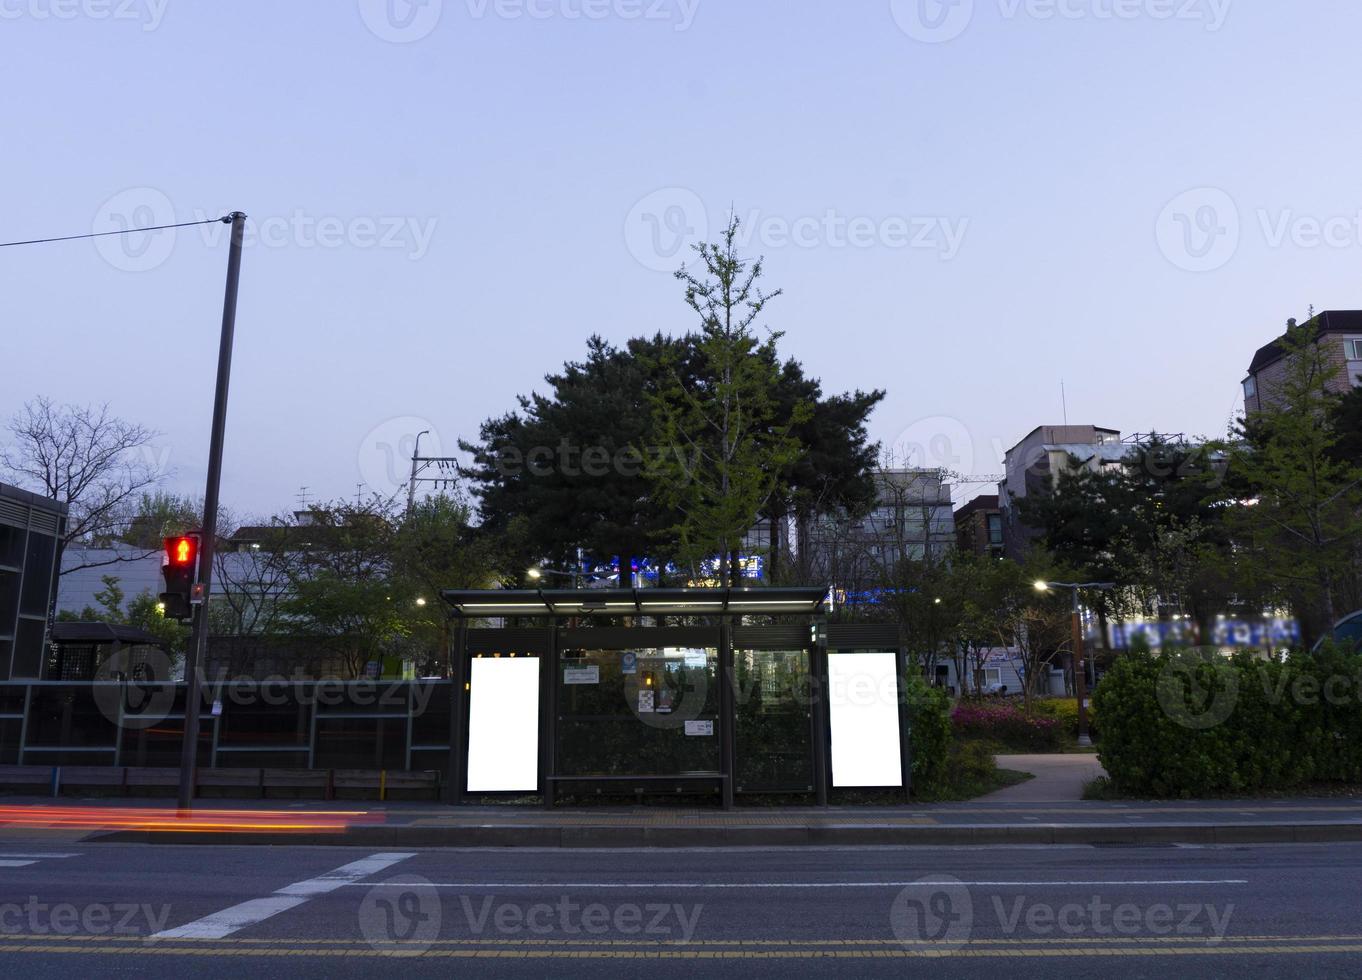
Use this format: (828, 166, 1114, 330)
(0, 215, 230, 249)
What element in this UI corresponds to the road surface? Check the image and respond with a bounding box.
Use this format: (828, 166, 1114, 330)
(0, 840, 1359, 977)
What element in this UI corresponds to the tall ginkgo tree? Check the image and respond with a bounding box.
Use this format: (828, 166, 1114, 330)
(646, 215, 810, 586)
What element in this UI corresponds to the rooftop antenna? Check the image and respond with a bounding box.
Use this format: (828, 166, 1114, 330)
(1061, 379, 1069, 426)
(296, 486, 311, 508)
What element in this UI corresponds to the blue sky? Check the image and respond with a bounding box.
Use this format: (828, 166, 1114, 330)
(3, 1, 1360, 517)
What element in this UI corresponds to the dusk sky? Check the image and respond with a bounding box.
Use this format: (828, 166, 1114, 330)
(4, 1, 1360, 519)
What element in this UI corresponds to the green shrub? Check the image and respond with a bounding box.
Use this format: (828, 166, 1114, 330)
(952, 738, 999, 784)
(904, 673, 953, 796)
(1030, 697, 1095, 739)
(1093, 646, 1362, 798)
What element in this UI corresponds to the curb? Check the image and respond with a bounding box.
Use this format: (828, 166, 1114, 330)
(85, 821, 1362, 848)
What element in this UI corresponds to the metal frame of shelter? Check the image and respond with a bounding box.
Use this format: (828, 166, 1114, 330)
(440, 587, 914, 809)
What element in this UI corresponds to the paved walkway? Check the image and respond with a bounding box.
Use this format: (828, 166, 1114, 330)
(982, 753, 1108, 802)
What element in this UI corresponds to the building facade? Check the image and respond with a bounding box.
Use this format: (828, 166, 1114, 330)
(1243, 310, 1362, 413)
(954, 494, 1004, 558)
(805, 468, 956, 603)
(997, 425, 1127, 559)
(0, 482, 67, 680)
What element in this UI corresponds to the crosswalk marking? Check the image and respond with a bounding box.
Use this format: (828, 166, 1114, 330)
(0, 852, 79, 858)
(153, 852, 415, 940)
(0, 851, 78, 868)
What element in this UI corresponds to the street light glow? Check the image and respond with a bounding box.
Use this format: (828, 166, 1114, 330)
(1034, 580, 1050, 592)
(527, 568, 542, 580)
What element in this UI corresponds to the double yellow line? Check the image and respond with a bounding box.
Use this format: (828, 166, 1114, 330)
(3, 934, 1362, 959)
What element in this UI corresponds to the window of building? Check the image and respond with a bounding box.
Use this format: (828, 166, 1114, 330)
(1243, 376, 1257, 399)
(986, 514, 1003, 545)
(1346, 339, 1362, 360)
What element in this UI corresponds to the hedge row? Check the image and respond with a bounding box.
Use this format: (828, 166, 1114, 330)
(1093, 648, 1362, 798)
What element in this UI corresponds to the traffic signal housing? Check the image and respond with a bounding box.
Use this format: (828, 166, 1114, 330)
(160, 533, 201, 622)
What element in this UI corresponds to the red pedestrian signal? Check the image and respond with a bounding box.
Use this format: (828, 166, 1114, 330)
(167, 535, 198, 567)
(161, 533, 201, 622)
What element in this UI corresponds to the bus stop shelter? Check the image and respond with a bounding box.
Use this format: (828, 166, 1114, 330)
(440, 587, 915, 808)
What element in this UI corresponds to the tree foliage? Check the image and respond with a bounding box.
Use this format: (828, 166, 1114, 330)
(460, 215, 880, 584)
(646, 215, 811, 583)
(1220, 319, 1362, 639)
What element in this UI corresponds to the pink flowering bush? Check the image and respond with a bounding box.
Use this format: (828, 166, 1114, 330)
(951, 700, 1065, 751)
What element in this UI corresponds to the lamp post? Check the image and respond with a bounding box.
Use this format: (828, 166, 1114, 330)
(1034, 580, 1115, 747)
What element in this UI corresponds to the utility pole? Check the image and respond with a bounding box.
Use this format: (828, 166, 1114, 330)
(1036, 580, 1114, 748)
(178, 211, 247, 813)
(407, 430, 430, 512)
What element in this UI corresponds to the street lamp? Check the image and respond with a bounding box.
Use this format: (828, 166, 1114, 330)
(1034, 580, 1116, 747)
(528, 565, 580, 588)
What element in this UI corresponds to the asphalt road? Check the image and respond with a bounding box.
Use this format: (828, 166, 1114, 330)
(1, 840, 1360, 977)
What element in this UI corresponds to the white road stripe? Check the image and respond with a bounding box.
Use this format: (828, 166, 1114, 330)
(153, 852, 415, 940)
(346, 879, 1249, 890)
(0, 852, 78, 859)
(0, 860, 36, 868)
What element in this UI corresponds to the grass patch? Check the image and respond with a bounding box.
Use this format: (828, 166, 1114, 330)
(917, 766, 1033, 803)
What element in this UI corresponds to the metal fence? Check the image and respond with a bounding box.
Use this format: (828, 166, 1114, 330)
(0, 680, 454, 775)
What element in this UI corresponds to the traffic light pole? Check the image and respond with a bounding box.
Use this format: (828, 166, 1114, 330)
(177, 211, 247, 813)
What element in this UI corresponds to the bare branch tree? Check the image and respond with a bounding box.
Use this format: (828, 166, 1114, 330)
(1, 397, 165, 575)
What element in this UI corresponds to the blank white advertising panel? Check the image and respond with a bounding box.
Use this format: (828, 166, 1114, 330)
(827, 651, 903, 788)
(466, 657, 541, 792)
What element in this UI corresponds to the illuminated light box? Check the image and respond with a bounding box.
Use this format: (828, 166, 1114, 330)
(827, 651, 903, 788)
(467, 656, 541, 793)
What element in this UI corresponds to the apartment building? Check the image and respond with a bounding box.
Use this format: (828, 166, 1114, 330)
(1243, 310, 1362, 413)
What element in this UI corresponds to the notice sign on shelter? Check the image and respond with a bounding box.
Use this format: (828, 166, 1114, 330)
(638, 690, 655, 713)
(563, 666, 600, 685)
(684, 720, 714, 736)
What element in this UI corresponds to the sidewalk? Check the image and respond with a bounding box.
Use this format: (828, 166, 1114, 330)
(981, 754, 1107, 803)
(3, 795, 1362, 848)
